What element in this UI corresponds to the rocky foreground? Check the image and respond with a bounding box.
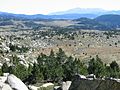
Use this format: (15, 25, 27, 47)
(69, 75, 120, 90)
(0, 73, 28, 90)
(1, 73, 120, 90)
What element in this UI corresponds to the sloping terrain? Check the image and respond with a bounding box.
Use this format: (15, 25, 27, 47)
(69, 76, 120, 90)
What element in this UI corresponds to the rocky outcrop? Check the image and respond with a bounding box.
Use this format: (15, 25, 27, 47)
(62, 81, 72, 90)
(0, 76, 7, 83)
(0, 73, 9, 83)
(0, 82, 12, 90)
(69, 75, 120, 90)
(7, 74, 28, 90)
(54, 86, 62, 90)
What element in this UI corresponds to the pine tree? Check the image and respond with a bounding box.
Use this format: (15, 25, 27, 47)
(88, 55, 105, 78)
(31, 63, 44, 83)
(56, 48, 67, 65)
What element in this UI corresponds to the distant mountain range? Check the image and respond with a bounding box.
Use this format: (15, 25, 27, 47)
(1, 8, 120, 30)
(68, 14, 120, 30)
(1, 8, 120, 20)
(0, 12, 97, 20)
(50, 8, 107, 15)
(50, 8, 120, 16)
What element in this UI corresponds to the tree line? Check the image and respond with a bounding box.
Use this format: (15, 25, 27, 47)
(0, 48, 120, 84)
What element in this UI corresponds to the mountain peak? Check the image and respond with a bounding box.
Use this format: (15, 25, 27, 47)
(49, 8, 107, 15)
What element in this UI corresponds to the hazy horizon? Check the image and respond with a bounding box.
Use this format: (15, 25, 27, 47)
(1, 0, 120, 15)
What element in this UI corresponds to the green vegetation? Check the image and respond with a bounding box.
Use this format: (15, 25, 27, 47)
(39, 85, 54, 90)
(1, 48, 120, 84)
(24, 21, 45, 30)
(9, 43, 29, 53)
(88, 55, 105, 78)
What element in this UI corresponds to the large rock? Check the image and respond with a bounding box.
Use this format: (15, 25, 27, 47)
(7, 74, 28, 90)
(62, 81, 71, 90)
(0, 73, 9, 83)
(3, 73, 9, 77)
(86, 74, 96, 80)
(54, 86, 62, 90)
(69, 75, 120, 90)
(0, 76, 7, 83)
(0, 81, 12, 90)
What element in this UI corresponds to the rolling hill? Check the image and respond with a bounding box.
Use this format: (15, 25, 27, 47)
(95, 14, 120, 25)
(68, 14, 120, 30)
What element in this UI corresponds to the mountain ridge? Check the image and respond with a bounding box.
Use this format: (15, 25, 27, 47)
(50, 8, 107, 15)
(0, 12, 98, 19)
(1, 8, 120, 19)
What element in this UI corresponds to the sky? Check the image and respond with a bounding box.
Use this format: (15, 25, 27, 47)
(1, 0, 120, 15)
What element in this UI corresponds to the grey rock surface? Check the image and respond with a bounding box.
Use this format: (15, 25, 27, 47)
(69, 75, 120, 90)
(7, 74, 28, 90)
